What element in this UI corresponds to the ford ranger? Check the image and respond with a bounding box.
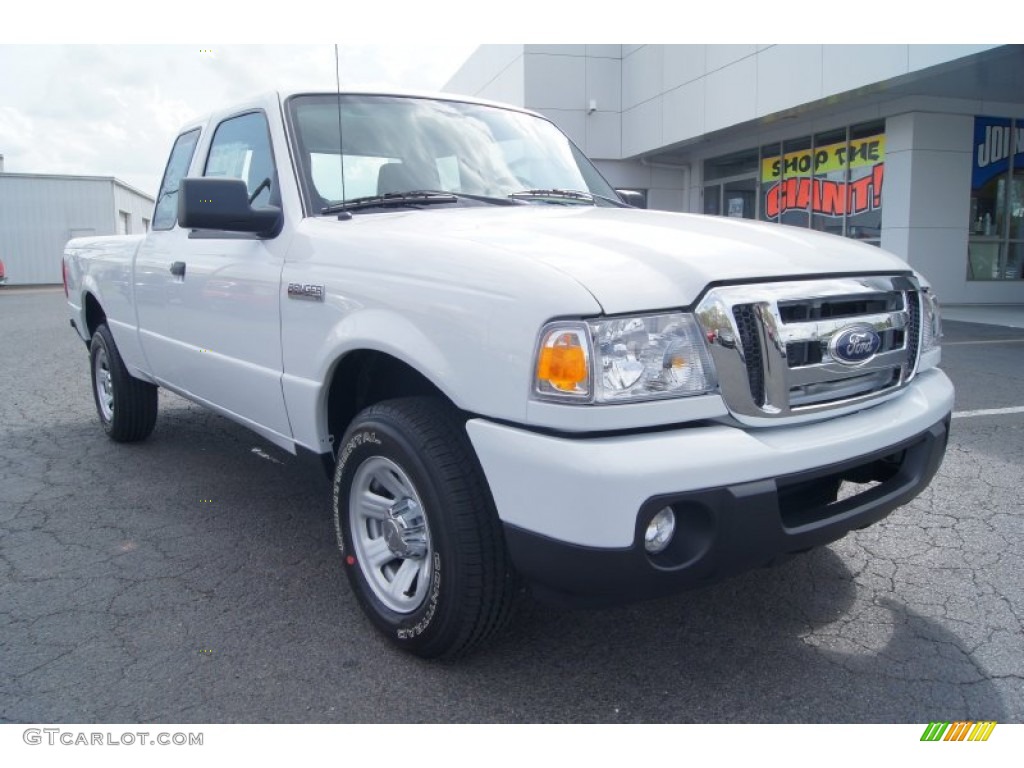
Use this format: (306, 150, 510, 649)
(63, 90, 953, 658)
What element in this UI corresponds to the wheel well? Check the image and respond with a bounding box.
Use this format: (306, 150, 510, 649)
(326, 351, 450, 458)
(84, 293, 106, 338)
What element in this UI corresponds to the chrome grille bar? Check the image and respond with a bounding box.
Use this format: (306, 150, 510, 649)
(695, 275, 922, 425)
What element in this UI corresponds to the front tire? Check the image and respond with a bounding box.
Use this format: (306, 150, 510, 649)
(90, 324, 158, 442)
(333, 397, 515, 659)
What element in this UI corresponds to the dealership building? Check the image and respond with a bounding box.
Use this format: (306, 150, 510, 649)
(445, 45, 1024, 306)
(0, 161, 154, 286)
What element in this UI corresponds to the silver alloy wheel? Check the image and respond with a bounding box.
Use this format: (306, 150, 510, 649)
(94, 346, 114, 422)
(349, 455, 433, 614)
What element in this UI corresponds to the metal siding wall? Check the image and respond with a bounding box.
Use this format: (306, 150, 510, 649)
(112, 183, 156, 234)
(0, 176, 150, 285)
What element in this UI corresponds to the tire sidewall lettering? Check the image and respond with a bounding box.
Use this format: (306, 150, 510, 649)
(396, 552, 441, 640)
(333, 430, 381, 556)
(333, 424, 445, 646)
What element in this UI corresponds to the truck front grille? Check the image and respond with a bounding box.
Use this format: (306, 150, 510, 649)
(695, 275, 923, 424)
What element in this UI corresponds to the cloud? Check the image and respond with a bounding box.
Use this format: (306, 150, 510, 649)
(0, 44, 476, 194)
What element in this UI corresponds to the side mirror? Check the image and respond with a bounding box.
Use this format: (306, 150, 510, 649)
(178, 177, 282, 237)
(615, 189, 646, 208)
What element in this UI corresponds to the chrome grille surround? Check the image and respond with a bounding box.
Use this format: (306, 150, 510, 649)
(695, 275, 923, 425)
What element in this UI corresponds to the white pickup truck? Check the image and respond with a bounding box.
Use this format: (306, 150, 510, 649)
(63, 90, 954, 658)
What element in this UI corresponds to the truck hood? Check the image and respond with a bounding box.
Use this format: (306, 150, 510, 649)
(329, 205, 912, 315)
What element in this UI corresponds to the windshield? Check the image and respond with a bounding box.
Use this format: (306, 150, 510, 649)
(286, 94, 619, 212)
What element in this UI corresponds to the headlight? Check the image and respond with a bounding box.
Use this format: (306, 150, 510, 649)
(533, 313, 717, 403)
(919, 288, 942, 371)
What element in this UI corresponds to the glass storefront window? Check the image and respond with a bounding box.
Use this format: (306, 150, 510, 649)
(711, 121, 885, 244)
(968, 116, 1024, 280)
(723, 178, 756, 219)
(758, 143, 781, 223)
(844, 122, 884, 244)
(1010, 167, 1024, 241)
(704, 147, 759, 182)
(703, 185, 720, 215)
(811, 128, 848, 237)
(1008, 243, 1024, 280)
(703, 148, 757, 218)
(780, 136, 812, 228)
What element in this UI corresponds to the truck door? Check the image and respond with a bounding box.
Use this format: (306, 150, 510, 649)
(140, 110, 293, 446)
(134, 128, 202, 383)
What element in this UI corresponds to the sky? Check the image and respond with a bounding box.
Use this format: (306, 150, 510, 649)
(0, 1, 1013, 199)
(0, 44, 478, 196)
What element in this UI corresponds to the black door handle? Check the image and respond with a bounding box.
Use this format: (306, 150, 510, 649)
(170, 261, 186, 278)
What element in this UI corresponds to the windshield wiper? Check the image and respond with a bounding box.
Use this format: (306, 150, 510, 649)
(508, 189, 631, 207)
(508, 188, 595, 204)
(321, 190, 522, 216)
(321, 191, 458, 215)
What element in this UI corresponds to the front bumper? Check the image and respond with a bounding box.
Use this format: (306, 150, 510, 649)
(466, 369, 953, 604)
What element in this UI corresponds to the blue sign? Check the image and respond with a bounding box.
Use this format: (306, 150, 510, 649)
(972, 116, 1023, 189)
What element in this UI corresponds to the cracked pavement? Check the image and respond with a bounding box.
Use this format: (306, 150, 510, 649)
(1, 288, 1021, 723)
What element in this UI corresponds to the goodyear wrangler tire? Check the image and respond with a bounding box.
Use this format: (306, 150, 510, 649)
(90, 324, 158, 443)
(333, 396, 516, 659)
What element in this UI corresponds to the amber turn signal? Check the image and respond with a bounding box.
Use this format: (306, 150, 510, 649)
(535, 327, 590, 398)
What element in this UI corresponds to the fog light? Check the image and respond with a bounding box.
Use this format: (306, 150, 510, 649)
(644, 507, 676, 554)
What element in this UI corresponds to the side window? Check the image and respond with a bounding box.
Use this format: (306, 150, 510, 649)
(152, 129, 200, 231)
(204, 112, 275, 207)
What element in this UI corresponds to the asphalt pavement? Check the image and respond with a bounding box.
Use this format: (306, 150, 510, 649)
(1, 287, 1022, 723)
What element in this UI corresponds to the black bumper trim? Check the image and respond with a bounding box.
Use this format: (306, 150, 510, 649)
(503, 415, 950, 607)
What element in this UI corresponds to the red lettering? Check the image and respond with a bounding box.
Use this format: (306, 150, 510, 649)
(794, 178, 811, 209)
(765, 164, 883, 219)
(816, 179, 847, 216)
(765, 183, 781, 218)
(848, 175, 872, 215)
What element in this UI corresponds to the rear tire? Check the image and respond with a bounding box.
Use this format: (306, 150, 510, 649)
(333, 396, 516, 659)
(90, 323, 158, 442)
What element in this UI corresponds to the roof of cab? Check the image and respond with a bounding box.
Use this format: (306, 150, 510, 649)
(179, 89, 541, 134)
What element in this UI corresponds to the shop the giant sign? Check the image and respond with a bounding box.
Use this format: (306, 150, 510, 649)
(762, 135, 884, 219)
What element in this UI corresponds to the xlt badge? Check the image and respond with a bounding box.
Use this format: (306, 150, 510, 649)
(287, 283, 325, 301)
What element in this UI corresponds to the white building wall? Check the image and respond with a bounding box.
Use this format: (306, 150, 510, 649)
(444, 45, 688, 210)
(113, 182, 155, 235)
(447, 44, 1003, 162)
(443, 45, 525, 106)
(519, 45, 686, 210)
(622, 44, 1000, 157)
(0, 176, 113, 285)
(0, 175, 154, 285)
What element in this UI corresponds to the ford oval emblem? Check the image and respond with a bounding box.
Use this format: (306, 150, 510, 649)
(829, 325, 882, 365)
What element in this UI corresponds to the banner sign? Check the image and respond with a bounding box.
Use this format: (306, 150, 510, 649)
(972, 116, 1024, 189)
(761, 134, 884, 219)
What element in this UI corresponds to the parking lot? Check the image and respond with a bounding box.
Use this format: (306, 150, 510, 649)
(1, 287, 1022, 723)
